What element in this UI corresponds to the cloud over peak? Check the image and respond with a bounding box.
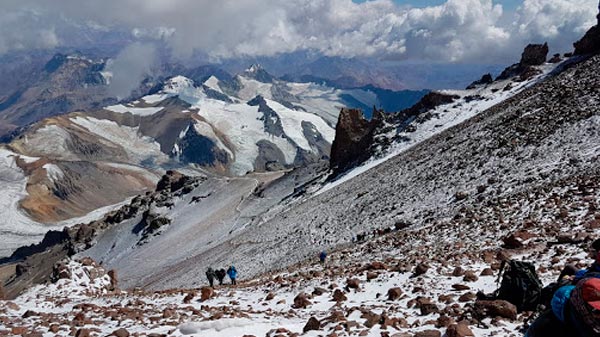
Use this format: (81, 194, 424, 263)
(0, 0, 597, 63)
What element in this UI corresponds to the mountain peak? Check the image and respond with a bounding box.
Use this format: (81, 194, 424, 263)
(163, 76, 195, 92)
(246, 63, 263, 73)
(241, 64, 274, 83)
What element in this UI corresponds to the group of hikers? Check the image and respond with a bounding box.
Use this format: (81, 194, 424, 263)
(205, 265, 237, 287)
(205, 252, 328, 288)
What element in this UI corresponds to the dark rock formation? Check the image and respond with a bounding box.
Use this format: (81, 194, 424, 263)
(403, 92, 459, 117)
(466, 73, 493, 89)
(175, 124, 230, 168)
(329, 108, 384, 175)
(574, 3, 600, 55)
(248, 95, 285, 137)
(497, 43, 549, 81)
(156, 170, 191, 193)
(521, 43, 550, 67)
(549, 53, 562, 64)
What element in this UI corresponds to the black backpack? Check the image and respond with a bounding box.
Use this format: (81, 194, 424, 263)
(496, 260, 543, 312)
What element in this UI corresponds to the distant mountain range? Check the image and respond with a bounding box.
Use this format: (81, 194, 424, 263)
(0, 51, 431, 139)
(0, 63, 427, 257)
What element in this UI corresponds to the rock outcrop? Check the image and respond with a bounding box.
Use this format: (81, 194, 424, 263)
(466, 73, 493, 89)
(329, 108, 383, 175)
(497, 43, 549, 81)
(574, 2, 600, 55)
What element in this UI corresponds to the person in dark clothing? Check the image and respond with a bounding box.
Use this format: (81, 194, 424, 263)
(319, 250, 327, 264)
(527, 239, 600, 336)
(215, 269, 226, 285)
(227, 265, 238, 285)
(206, 267, 216, 288)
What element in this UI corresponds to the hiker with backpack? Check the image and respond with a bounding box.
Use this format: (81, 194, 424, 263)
(206, 267, 216, 288)
(227, 265, 238, 285)
(526, 239, 600, 336)
(215, 268, 226, 286)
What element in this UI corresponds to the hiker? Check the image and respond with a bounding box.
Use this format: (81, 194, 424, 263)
(227, 265, 238, 285)
(526, 239, 600, 336)
(215, 268, 226, 286)
(206, 267, 216, 288)
(319, 250, 327, 264)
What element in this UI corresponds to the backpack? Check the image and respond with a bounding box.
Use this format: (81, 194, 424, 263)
(496, 260, 543, 312)
(569, 275, 600, 336)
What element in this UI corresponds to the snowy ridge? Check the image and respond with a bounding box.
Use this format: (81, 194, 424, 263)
(318, 62, 561, 195)
(105, 104, 164, 116)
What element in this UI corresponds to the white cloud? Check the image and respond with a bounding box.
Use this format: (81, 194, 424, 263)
(0, 0, 596, 63)
(104, 42, 158, 99)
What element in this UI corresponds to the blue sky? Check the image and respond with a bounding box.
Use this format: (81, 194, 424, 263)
(353, 0, 521, 10)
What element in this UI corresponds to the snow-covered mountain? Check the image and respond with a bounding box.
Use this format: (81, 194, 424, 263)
(0, 65, 428, 258)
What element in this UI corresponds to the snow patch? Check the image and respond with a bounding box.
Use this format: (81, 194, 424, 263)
(105, 104, 164, 117)
(42, 163, 64, 183)
(142, 93, 173, 104)
(70, 116, 167, 165)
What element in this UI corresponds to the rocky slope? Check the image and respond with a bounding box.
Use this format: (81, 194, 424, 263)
(0, 170, 598, 336)
(327, 42, 556, 177)
(0, 53, 116, 136)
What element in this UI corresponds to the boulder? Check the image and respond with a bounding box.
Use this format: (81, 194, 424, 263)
(303, 317, 320, 333)
(75, 329, 91, 337)
(474, 299, 518, 320)
(497, 43, 548, 81)
(414, 330, 441, 337)
(520, 43, 549, 67)
(462, 271, 479, 282)
(200, 287, 215, 301)
(420, 303, 439, 315)
(362, 311, 381, 328)
(445, 322, 475, 337)
(367, 261, 388, 270)
(388, 287, 403, 301)
(293, 292, 311, 309)
(452, 267, 465, 277)
(156, 170, 190, 192)
(183, 292, 195, 304)
(413, 263, 429, 277)
(111, 328, 130, 337)
(346, 278, 361, 290)
(332, 289, 347, 302)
